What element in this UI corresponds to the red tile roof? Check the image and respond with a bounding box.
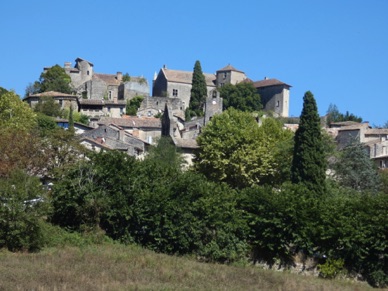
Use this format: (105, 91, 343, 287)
(93, 73, 120, 85)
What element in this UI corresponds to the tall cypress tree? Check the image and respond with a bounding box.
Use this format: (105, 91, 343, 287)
(291, 91, 326, 194)
(188, 60, 207, 118)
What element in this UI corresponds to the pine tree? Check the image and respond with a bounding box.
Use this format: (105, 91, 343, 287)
(334, 140, 380, 192)
(188, 60, 207, 118)
(291, 91, 326, 194)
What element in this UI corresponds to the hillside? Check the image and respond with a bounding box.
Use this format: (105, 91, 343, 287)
(0, 243, 374, 291)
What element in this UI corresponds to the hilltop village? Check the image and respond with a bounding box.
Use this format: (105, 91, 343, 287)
(22, 57, 388, 169)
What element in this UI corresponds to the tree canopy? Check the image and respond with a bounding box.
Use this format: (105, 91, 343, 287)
(291, 91, 326, 194)
(195, 108, 294, 188)
(219, 82, 262, 112)
(27, 65, 72, 95)
(326, 103, 362, 126)
(0, 91, 36, 131)
(334, 140, 380, 192)
(187, 60, 207, 119)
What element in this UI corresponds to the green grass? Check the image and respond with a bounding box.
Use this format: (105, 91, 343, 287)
(0, 243, 375, 291)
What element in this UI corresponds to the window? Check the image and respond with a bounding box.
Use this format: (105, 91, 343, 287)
(212, 91, 217, 98)
(108, 91, 112, 99)
(276, 100, 280, 107)
(173, 89, 178, 97)
(87, 70, 90, 75)
(223, 72, 227, 79)
(107, 107, 111, 112)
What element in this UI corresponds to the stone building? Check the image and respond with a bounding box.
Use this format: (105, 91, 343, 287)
(330, 121, 388, 169)
(80, 123, 150, 158)
(63, 58, 149, 101)
(152, 65, 217, 110)
(23, 91, 79, 112)
(152, 64, 290, 117)
(253, 78, 291, 117)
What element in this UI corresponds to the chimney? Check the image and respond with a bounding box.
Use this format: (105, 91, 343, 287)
(117, 72, 123, 82)
(119, 129, 125, 141)
(64, 62, 71, 69)
(264, 76, 268, 80)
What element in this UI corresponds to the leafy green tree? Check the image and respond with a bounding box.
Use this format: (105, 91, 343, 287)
(326, 103, 362, 126)
(0, 91, 36, 131)
(188, 60, 207, 118)
(0, 86, 8, 96)
(33, 96, 62, 117)
(0, 169, 50, 251)
(125, 95, 144, 116)
(219, 82, 262, 112)
(196, 108, 294, 188)
(291, 91, 326, 194)
(334, 140, 380, 192)
(33, 65, 72, 94)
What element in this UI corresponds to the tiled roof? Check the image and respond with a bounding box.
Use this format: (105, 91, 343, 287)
(365, 128, 388, 135)
(330, 121, 361, 127)
(79, 99, 126, 106)
(253, 78, 291, 88)
(173, 137, 199, 149)
(338, 123, 369, 131)
(217, 64, 244, 73)
(75, 57, 94, 66)
(99, 116, 162, 128)
(27, 91, 76, 98)
(162, 68, 216, 87)
(93, 73, 120, 85)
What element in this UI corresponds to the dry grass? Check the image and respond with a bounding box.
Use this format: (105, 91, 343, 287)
(0, 244, 376, 291)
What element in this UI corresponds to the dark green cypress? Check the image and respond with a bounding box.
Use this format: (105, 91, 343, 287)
(291, 91, 326, 194)
(189, 60, 207, 117)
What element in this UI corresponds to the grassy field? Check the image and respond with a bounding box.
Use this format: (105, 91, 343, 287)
(0, 243, 376, 291)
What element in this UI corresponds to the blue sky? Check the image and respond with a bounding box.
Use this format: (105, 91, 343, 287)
(1, 0, 387, 125)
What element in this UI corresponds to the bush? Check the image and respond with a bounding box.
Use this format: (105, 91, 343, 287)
(0, 170, 50, 252)
(318, 258, 344, 279)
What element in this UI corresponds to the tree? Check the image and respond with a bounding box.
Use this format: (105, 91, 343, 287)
(126, 95, 144, 116)
(291, 91, 326, 194)
(33, 64, 72, 94)
(188, 60, 207, 118)
(334, 140, 380, 192)
(68, 104, 74, 132)
(219, 82, 262, 112)
(326, 103, 362, 126)
(0, 169, 50, 251)
(195, 108, 294, 188)
(0, 91, 36, 131)
(0, 86, 8, 97)
(33, 96, 62, 117)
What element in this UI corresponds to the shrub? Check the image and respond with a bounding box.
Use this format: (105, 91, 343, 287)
(318, 258, 344, 279)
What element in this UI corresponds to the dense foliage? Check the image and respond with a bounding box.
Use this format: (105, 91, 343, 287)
(326, 103, 363, 125)
(291, 91, 327, 194)
(219, 82, 262, 112)
(187, 60, 207, 118)
(334, 140, 381, 192)
(27, 64, 72, 94)
(195, 108, 294, 188)
(126, 95, 144, 116)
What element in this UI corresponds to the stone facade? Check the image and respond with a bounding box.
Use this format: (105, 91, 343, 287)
(153, 64, 291, 117)
(80, 123, 150, 157)
(253, 78, 290, 117)
(152, 66, 217, 110)
(23, 91, 79, 112)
